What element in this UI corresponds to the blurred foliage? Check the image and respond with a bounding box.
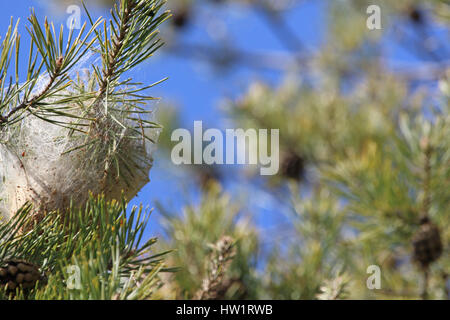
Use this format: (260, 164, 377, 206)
(227, 72, 402, 169)
(262, 187, 351, 299)
(39, 0, 450, 300)
(156, 182, 260, 299)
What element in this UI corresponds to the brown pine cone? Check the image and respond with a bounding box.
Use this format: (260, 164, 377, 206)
(172, 7, 191, 29)
(412, 217, 443, 269)
(197, 165, 221, 190)
(409, 6, 423, 24)
(280, 151, 305, 181)
(0, 259, 45, 293)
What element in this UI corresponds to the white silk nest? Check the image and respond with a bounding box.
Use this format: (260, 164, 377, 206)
(0, 72, 160, 221)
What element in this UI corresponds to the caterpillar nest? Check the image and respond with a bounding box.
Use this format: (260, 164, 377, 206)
(0, 74, 159, 221)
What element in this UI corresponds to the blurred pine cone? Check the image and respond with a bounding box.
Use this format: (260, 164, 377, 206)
(0, 259, 45, 293)
(409, 6, 424, 24)
(280, 151, 305, 181)
(412, 217, 443, 269)
(172, 7, 191, 29)
(197, 165, 222, 190)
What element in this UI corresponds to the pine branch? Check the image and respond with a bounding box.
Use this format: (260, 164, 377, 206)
(97, 0, 137, 97)
(0, 0, 169, 219)
(0, 57, 63, 125)
(420, 137, 432, 217)
(83, 0, 170, 101)
(316, 273, 351, 300)
(0, 0, 169, 129)
(0, 10, 102, 127)
(195, 236, 236, 300)
(0, 196, 173, 299)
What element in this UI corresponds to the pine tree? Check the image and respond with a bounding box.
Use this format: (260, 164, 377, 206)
(1, 0, 448, 300)
(0, 0, 173, 299)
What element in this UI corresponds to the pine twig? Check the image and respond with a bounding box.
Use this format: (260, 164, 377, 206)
(421, 137, 432, 218)
(97, 0, 136, 98)
(420, 138, 432, 300)
(316, 272, 350, 300)
(195, 236, 236, 300)
(0, 56, 63, 125)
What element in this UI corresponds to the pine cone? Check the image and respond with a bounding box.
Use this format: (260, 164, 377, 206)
(412, 217, 443, 269)
(280, 151, 305, 181)
(0, 259, 45, 293)
(197, 165, 221, 190)
(172, 7, 190, 29)
(409, 7, 423, 24)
